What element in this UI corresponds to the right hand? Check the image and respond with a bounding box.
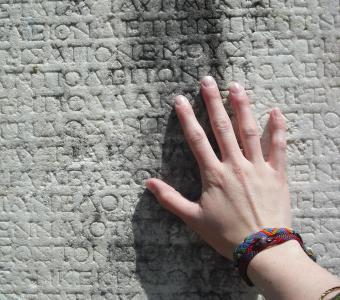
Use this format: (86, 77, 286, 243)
(145, 76, 292, 260)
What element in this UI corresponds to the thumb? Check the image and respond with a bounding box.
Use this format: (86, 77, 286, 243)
(145, 178, 201, 223)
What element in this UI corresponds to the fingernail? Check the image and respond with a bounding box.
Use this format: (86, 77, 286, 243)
(175, 95, 187, 105)
(145, 179, 154, 192)
(228, 82, 244, 94)
(273, 107, 281, 117)
(201, 76, 216, 87)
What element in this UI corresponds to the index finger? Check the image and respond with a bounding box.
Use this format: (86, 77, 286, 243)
(175, 95, 220, 171)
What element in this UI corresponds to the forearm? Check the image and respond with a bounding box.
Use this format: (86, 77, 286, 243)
(248, 240, 340, 300)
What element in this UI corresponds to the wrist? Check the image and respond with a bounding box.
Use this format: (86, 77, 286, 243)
(247, 239, 307, 279)
(247, 239, 311, 299)
(247, 240, 340, 300)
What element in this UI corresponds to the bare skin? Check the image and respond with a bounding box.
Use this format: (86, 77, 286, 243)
(145, 76, 340, 300)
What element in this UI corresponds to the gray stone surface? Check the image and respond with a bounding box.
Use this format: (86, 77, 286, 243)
(0, 0, 339, 299)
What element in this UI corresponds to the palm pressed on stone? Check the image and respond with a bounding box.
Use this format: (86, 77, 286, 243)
(145, 76, 291, 260)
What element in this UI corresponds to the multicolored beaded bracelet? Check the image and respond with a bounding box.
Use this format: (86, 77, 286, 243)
(233, 227, 316, 286)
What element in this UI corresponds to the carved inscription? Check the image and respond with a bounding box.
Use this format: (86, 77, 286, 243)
(0, 0, 339, 299)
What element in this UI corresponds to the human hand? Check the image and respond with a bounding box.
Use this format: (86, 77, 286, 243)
(145, 76, 292, 260)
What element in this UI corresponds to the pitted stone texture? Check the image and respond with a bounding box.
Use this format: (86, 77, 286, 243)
(0, 0, 339, 299)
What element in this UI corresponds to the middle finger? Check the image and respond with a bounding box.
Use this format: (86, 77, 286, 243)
(200, 76, 242, 163)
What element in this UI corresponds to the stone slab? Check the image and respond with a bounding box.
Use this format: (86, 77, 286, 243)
(0, 0, 339, 299)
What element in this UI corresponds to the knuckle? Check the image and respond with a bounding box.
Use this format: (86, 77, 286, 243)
(273, 138, 287, 151)
(241, 125, 258, 138)
(213, 117, 231, 134)
(231, 161, 252, 184)
(204, 165, 226, 187)
(272, 169, 288, 185)
(232, 164, 244, 177)
(188, 129, 205, 145)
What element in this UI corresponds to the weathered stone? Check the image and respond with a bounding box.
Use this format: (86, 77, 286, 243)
(0, 0, 339, 299)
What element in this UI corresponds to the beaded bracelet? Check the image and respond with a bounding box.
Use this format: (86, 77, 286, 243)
(233, 227, 316, 286)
